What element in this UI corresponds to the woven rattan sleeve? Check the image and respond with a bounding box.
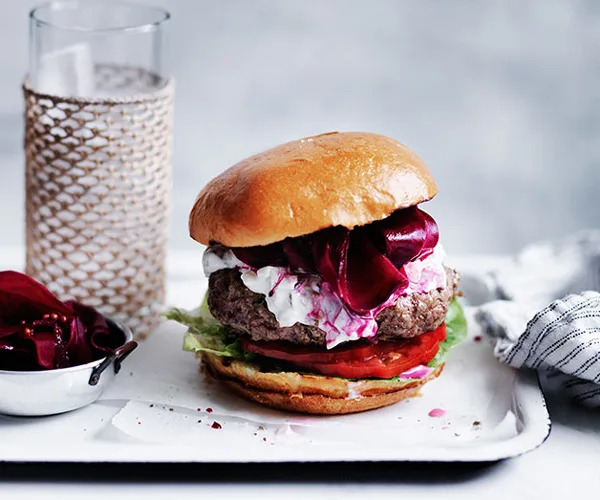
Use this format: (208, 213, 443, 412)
(23, 69, 174, 338)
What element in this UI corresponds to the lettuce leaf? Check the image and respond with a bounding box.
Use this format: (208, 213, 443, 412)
(166, 294, 468, 377)
(165, 293, 244, 358)
(427, 296, 468, 368)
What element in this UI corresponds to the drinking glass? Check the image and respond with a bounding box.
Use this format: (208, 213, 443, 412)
(24, 1, 173, 338)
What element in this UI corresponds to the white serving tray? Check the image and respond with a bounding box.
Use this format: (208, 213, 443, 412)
(0, 252, 550, 463)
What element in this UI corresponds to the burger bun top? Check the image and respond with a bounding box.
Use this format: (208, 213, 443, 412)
(189, 131, 438, 248)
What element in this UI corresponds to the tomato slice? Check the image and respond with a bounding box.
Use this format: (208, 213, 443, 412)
(241, 338, 384, 363)
(241, 323, 446, 379)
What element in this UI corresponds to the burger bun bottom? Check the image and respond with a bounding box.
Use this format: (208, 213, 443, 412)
(201, 352, 444, 415)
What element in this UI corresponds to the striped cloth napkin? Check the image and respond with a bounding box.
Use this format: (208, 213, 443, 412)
(471, 231, 600, 407)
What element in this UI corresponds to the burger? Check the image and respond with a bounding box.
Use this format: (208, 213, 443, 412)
(167, 131, 466, 415)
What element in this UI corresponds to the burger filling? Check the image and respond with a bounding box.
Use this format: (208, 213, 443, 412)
(168, 206, 467, 380)
(204, 243, 449, 348)
(206, 264, 457, 347)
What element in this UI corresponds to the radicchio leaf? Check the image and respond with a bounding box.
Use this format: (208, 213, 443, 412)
(311, 226, 349, 289)
(24, 331, 62, 370)
(0, 271, 124, 371)
(0, 271, 74, 329)
(370, 206, 439, 267)
(232, 241, 287, 269)
(67, 300, 121, 364)
(231, 206, 439, 315)
(281, 237, 314, 271)
(341, 232, 409, 313)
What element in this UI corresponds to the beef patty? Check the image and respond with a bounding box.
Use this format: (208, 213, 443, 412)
(207, 268, 459, 347)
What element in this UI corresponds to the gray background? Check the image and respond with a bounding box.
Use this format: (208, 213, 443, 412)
(1, 0, 599, 257)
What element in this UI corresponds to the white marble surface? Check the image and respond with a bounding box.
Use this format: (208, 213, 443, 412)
(0, 0, 599, 257)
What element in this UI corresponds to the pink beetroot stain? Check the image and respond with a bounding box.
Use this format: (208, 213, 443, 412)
(428, 408, 446, 418)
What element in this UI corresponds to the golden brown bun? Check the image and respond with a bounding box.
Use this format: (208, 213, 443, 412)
(190, 132, 438, 247)
(202, 352, 444, 415)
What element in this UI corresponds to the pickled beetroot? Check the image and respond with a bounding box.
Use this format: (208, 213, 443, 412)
(233, 207, 439, 314)
(0, 271, 124, 371)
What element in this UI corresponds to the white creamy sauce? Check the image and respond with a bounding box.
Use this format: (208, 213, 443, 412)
(203, 245, 447, 349)
(241, 267, 314, 328)
(346, 383, 363, 400)
(404, 244, 447, 293)
(202, 247, 246, 276)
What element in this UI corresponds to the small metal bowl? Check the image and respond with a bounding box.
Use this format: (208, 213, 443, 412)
(0, 317, 137, 417)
